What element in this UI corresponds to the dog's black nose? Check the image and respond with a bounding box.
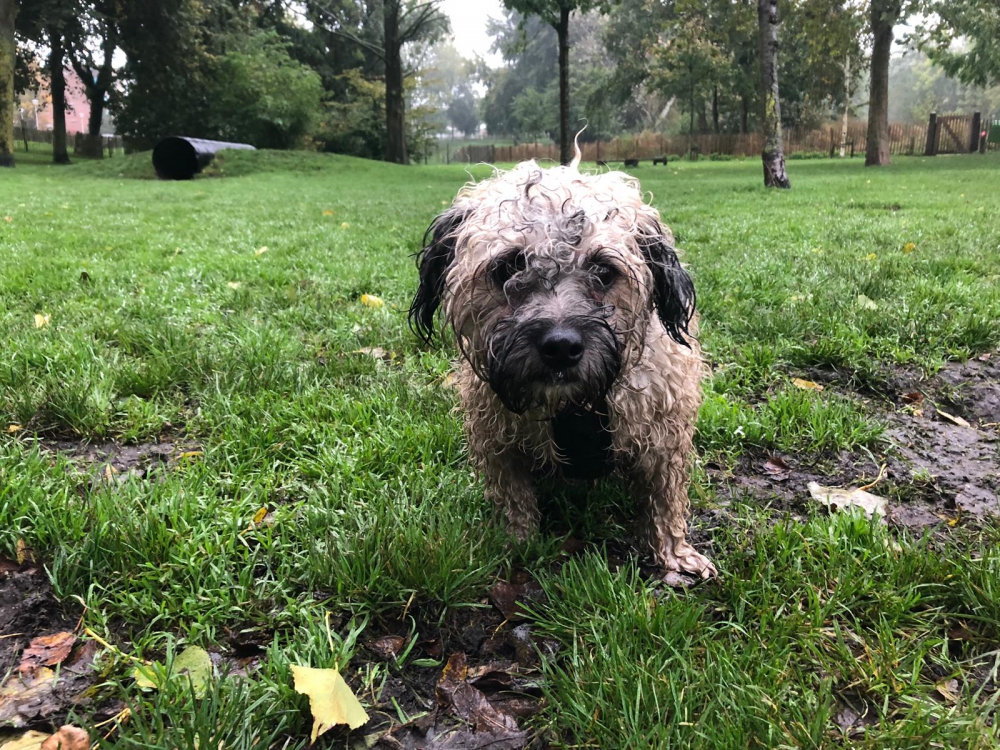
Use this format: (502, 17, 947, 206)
(538, 326, 585, 369)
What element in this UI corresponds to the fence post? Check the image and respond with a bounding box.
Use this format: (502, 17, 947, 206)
(829, 128, 835, 158)
(970, 112, 982, 153)
(925, 113, 938, 156)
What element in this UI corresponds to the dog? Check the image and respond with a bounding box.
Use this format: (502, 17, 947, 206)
(409, 158, 715, 579)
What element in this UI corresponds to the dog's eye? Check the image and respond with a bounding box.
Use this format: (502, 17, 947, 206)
(591, 262, 617, 289)
(490, 250, 527, 287)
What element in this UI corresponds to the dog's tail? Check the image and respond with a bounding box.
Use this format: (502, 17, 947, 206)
(570, 123, 587, 170)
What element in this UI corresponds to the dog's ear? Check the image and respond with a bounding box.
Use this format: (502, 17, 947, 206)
(638, 224, 696, 347)
(409, 208, 467, 343)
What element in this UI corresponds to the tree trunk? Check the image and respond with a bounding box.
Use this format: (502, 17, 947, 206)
(0, 0, 16, 167)
(865, 0, 898, 167)
(712, 85, 720, 134)
(49, 27, 71, 165)
(383, 2, 408, 165)
(839, 54, 851, 157)
(556, 6, 571, 165)
(72, 20, 117, 159)
(757, 0, 790, 188)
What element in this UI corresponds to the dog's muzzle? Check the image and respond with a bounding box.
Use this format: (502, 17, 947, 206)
(486, 316, 622, 414)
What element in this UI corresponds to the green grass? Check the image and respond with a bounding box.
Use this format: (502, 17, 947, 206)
(2, 151, 1000, 748)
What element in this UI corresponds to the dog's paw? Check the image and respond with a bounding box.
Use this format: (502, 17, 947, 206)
(660, 541, 717, 580)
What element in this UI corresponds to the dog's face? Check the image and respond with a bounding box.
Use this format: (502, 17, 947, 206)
(410, 161, 695, 415)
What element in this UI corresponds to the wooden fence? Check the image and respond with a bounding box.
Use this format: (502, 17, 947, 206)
(453, 121, 933, 164)
(12, 125, 124, 156)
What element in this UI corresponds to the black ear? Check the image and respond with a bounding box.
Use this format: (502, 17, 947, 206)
(409, 208, 467, 343)
(639, 226, 696, 347)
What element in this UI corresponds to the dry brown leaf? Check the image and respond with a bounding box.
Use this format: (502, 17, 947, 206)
(807, 482, 888, 520)
(936, 409, 972, 429)
(763, 456, 791, 476)
(0, 731, 50, 750)
(901, 392, 924, 405)
(39, 726, 89, 750)
(935, 679, 960, 704)
(18, 633, 77, 676)
(792, 378, 824, 392)
(368, 636, 405, 661)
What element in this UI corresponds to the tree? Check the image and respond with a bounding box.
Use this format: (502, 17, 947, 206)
(865, 0, 903, 166)
(447, 84, 480, 136)
(313, 0, 449, 164)
(502, 0, 612, 165)
(758, 0, 790, 188)
(0, 0, 16, 167)
(650, 13, 728, 143)
(915, 0, 1000, 88)
(67, 0, 118, 157)
(16, 0, 76, 163)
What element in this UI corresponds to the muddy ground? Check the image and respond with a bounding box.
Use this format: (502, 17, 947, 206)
(1, 356, 997, 745)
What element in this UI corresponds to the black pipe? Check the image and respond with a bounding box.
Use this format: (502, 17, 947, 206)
(152, 136, 255, 180)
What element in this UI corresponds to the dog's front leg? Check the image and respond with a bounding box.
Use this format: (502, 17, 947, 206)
(476, 445, 539, 541)
(629, 444, 717, 580)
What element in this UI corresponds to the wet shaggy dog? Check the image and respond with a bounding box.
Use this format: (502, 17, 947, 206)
(409, 159, 716, 579)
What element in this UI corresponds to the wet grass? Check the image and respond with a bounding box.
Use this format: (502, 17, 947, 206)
(2, 151, 1000, 747)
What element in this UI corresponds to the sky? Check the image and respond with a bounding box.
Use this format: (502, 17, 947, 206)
(441, 0, 505, 64)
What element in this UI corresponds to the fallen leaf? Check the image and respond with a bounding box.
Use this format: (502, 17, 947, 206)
(254, 246, 268, 256)
(7, 424, 23, 434)
(436, 653, 522, 735)
(251, 507, 269, 525)
(489, 580, 545, 622)
(864, 253, 877, 261)
(935, 679, 960, 704)
(901, 392, 924, 405)
(15, 539, 33, 565)
(359, 294, 383, 308)
(40, 726, 88, 750)
(763, 456, 791, 476)
(33, 314, 50, 329)
(353, 347, 392, 362)
(936, 409, 972, 429)
(340, 222, 350, 229)
(176, 450, 204, 460)
(856, 294, 878, 310)
(902, 242, 916, 253)
(18, 633, 77, 676)
(368, 635, 405, 661)
(290, 664, 369, 742)
(792, 378, 824, 392)
(133, 646, 213, 698)
(0, 643, 97, 728)
(0, 731, 50, 750)
(227, 282, 241, 290)
(808, 481, 887, 520)
(322, 210, 334, 216)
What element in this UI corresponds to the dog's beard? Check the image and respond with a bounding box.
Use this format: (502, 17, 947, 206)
(485, 316, 623, 415)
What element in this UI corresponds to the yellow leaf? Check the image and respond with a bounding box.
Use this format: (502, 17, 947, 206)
(3, 216, 12, 223)
(792, 378, 824, 392)
(322, 209, 335, 216)
(865, 253, 877, 261)
(291, 665, 370, 741)
(133, 646, 212, 698)
(440, 200, 448, 205)
(936, 409, 972, 429)
(856, 294, 878, 311)
(252, 507, 269, 525)
(7, 424, 23, 434)
(254, 246, 269, 256)
(177, 450, 204, 460)
(360, 294, 384, 309)
(902, 242, 916, 253)
(15, 538, 34, 564)
(34, 314, 50, 328)
(227, 282, 241, 290)
(0, 730, 50, 750)
(340, 222, 350, 229)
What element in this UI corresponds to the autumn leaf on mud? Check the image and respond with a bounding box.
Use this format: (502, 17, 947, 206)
(936, 409, 972, 429)
(18, 633, 77, 677)
(0, 726, 91, 750)
(290, 664, 369, 742)
(808, 481, 888, 520)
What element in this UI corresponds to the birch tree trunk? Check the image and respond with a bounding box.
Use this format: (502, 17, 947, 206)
(757, 0, 790, 188)
(839, 54, 850, 157)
